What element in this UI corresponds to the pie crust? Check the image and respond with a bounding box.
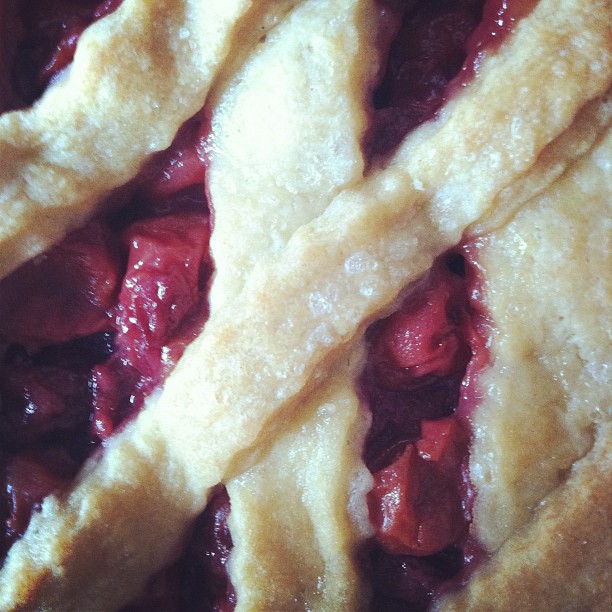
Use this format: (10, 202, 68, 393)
(0, 0, 610, 610)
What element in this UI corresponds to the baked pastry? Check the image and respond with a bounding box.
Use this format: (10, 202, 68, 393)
(0, 0, 610, 610)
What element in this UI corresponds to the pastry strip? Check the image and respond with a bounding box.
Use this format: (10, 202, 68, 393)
(437, 425, 612, 611)
(436, 123, 612, 610)
(0, 0, 254, 279)
(468, 124, 612, 552)
(205, 1, 378, 607)
(0, 0, 609, 608)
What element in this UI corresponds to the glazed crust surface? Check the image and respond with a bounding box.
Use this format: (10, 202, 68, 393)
(0, 0, 254, 279)
(0, 0, 610, 609)
(438, 426, 612, 611)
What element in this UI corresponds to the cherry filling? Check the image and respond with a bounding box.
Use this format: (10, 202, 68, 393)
(367, 0, 536, 159)
(0, 0, 123, 113)
(367, 0, 485, 158)
(361, 250, 489, 610)
(0, 115, 212, 559)
(0, 0, 528, 606)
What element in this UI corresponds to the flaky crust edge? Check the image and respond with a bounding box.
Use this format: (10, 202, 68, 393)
(0, 1, 610, 609)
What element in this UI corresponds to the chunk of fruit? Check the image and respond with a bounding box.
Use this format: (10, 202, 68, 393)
(0, 223, 120, 345)
(115, 213, 210, 378)
(380, 291, 459, 374)
(4, 452, 75, 542)
(372, 270, 470, 390)
(138, 118, 208, 200)
(416, 416, 464, 464)
(0, 365, 90, 445)
(369, 418, 467, 556)
(90, 357, 143, 441)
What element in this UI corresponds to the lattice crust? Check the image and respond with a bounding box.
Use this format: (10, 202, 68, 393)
(438, 116, 612, 612)
(209, 3, 376, 609)
(0, 0, 610, 610)
(0, 0, 296, 280)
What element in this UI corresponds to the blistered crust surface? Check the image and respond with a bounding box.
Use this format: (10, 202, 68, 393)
(469, 121, 612, 552)
(0, 0, 609, 609)
(439, 425, 612, 612)
(0, 0, 253, 279)
(227, 357, 373, 611)
(436, 112, 612, 612)
(207, 0, 378, 311)
(207, 2, 376, 608)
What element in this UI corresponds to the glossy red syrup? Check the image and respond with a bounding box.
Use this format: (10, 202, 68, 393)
(0, 0, 122, 113)
(362, 250, 489, 611)
(366, 0, 536, 158)
(0, 115, 212, 558)
(460, 0, 537, 80)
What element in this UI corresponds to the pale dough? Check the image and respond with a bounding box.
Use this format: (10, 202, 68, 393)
(0, 0, 609, 609)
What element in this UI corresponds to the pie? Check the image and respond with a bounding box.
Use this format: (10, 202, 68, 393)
(0, 0, 610, 610)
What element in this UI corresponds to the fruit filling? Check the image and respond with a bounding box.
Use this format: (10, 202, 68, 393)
(362, 250, 489, 610)
(0, 115, 212, 559)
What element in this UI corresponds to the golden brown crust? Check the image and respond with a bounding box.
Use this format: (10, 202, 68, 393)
(436, 112, 612, 611)
(0, 0, 254, 279)
(438, 425, 612, 611)
(0, 0, 610, 609)
(466, 116, 612, 551)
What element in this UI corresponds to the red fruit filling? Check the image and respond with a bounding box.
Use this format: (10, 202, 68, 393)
(0, 0, 123, 113)
(369, 420, 468, 557)
(0, 114, 213, 556)
(0, 0, 527, 606)
(366, 0, 536, 158)
(362, 250, 489, 610)
(0, 223, 122, 345)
